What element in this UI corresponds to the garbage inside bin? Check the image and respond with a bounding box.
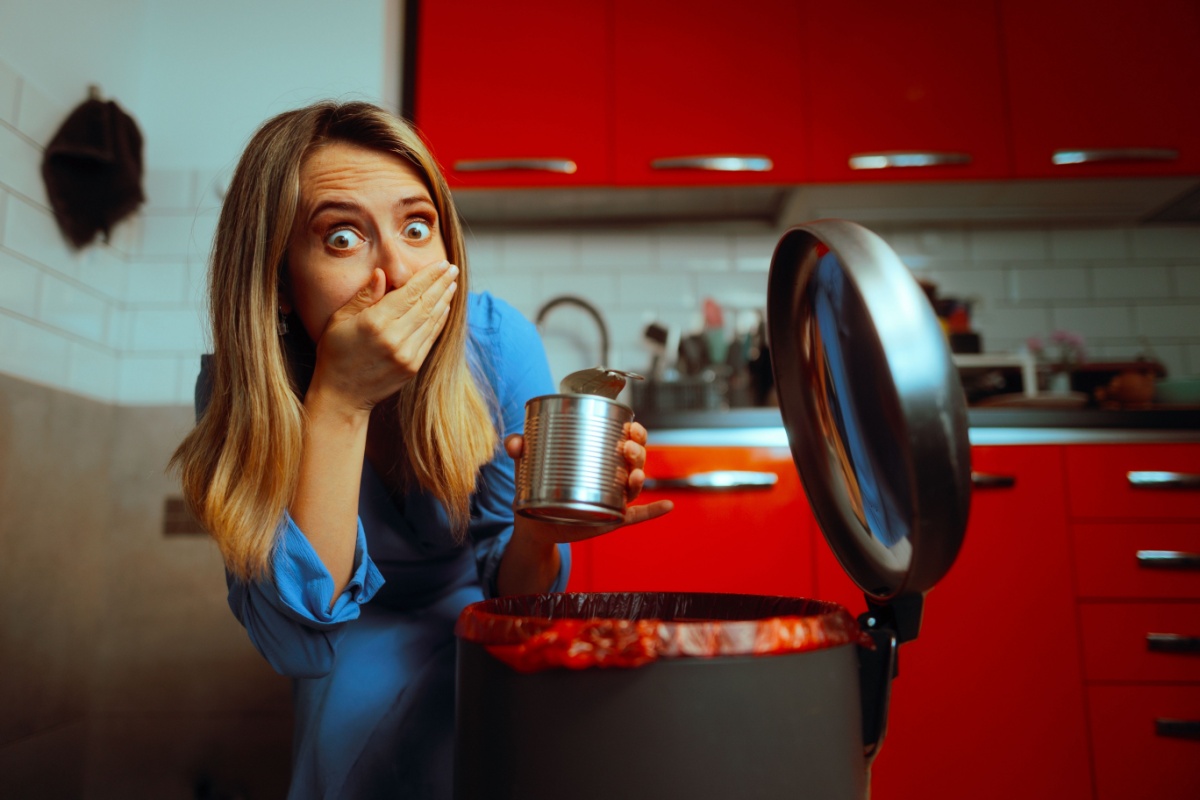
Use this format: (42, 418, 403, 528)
(456, 591, 871, 673)
(454, 219, 972, 800)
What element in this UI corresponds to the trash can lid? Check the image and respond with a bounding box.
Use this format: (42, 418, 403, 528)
(767, 220, 972, 613)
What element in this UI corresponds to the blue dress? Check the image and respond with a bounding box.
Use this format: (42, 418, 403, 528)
(202, 293, 569, 799)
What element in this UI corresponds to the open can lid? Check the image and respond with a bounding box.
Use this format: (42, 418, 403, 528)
(767, 220, 972, 613)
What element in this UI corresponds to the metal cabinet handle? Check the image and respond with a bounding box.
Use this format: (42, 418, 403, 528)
(1137, 550, 1200, 570)
(1128, 471, 1200, 489)
(848, 152, 971, 170)
(1052, 148, 1178, 166)
(1155, 719, 1200, 740)
(1146, 633, 1200, 654)
(643, 470, 779, 491)
(971, 472, 1016, 489)
(650, 155, 773, 172)
(453, 158, 578, 174)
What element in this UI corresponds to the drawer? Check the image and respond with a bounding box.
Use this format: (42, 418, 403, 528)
(1066, 444, 1200, 520)
(1079, 602, 1200, 682)
(1072, 523, 1200, 599)
(1088, 684, 1200, 800)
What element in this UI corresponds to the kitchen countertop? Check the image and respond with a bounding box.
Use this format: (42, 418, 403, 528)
(636, 406, 1200, 446)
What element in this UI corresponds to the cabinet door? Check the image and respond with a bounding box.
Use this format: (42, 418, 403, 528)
(1003, 0, 1200, 178)
(611, 0, 808, 186)
(817, 445, 1093, 800)
(579, 445, 815, 596)
(806, 1, 1010, 182)
(414, 0, 611, 187)
(1088, 685, 1200, 800)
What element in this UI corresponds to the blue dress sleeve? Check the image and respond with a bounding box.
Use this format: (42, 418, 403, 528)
(226, 514, 385, 678)
(465, 293, 571, 597)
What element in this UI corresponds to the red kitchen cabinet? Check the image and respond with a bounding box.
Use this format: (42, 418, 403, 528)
(817, 445, 1093, 800)
(413, 0, 611, 187)
(805, 1, 1011, 182)
(1087, 685, 1200, 800)
(1002, 0, 1200, 178)
(611, 0, 809, 186)
(569, 444, 816, 596)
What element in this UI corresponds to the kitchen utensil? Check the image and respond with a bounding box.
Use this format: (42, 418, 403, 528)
(513, 368, 642, 525)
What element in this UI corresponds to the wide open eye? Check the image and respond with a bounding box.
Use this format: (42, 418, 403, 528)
(401, 219, 433, 243)
(325, 228, 366, 251)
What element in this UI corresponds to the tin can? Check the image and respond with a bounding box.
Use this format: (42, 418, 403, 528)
(514, 393, 633, 525)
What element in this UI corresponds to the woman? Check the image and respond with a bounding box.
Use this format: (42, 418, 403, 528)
(171, 100, 671, 799)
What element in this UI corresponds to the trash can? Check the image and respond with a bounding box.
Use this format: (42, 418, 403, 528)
(454, 219, 973, 800)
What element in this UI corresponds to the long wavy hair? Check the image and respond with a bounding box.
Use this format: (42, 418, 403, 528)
(170, 101, 497, 581)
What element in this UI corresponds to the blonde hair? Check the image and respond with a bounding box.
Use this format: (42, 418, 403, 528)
(171, 101, 497, 581)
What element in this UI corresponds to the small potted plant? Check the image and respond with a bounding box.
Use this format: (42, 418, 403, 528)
(1026, 330, 1087, 394)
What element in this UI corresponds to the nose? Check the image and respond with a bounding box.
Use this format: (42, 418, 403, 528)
(377, 236, 417, 290)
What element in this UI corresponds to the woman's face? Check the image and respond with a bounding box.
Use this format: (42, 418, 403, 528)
(283, 140, 449, 341)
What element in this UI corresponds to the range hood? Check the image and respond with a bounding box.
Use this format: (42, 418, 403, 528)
(452, 176, 1200, 228)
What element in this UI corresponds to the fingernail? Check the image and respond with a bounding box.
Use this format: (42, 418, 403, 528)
(448, 264, 459, 278)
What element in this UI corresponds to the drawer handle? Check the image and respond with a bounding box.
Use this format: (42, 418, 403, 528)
(651, 155, 773, 172)
(453, 158, 578, 174)
(1146, 633, 1200, 654)
(1154, 718, 1200, 740)
(1127, 471, 1200, 490)
(971, 472, 1016, 489)
(849, 151, 971, 170)
(1136, 550, 1200, 570)
(1052, 148, 1178, 166)
(643, 470, 778, 491)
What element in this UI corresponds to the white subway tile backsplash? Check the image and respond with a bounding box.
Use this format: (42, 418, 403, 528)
(619, 273, 698, 311)
(579, 231, 654, 271)
(14, 78, 65, 149)
(142, 170, 195, 211)
(472, 275, 538, 319)
(0, 250, 42, 314)
(4, 194, 86, 276)
(1131, 226, 1200, 259)
(969, 306, 1051, 342)
(177, 355, 205, 405)
(116, 355, 182, 406)
(502, 232, 579, 272)
(1049, 228, 1130, 260)
(921, 269, 1006, 303)
(0, 61, 18, 126)
(884, 228, 970, 262)
(1184, 344, 1200, 376)
(0, 123, 48, 206)
(1173, 263, 1200, 298)
(969, 228, 1049, 261)
(732, 231, 777, 272)
(1007, 266, 1089, 302)
(127, 308, 207, 353)
(66, 341, 118, 403)
(693, 272, 769, 311)
(537, 274, 619, 309)
(184, 261, 208, 309)
(78, 246, 128, 301)
(1132, 304, 1200, 339)
(124, 261, 188, 305)
(139, 212, 215, 259)
(37, 273, 110, 343)
(0, 315, 71, 388)
(656, 232, 733, 272)
(1051, 306, 1134, 339)
(1092, 265, 1171, 300)
(463, 231, 502, 273)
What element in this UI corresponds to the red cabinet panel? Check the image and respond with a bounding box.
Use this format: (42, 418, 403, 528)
(1064, 444, 1200, 520)
(611, 0, 808, 186)
(414, 0, 611, 187)
(806, 1, 1010, 182)
(819, 445, 1092, 800)
(1003, 0, 1200, 178)
(577, 445, 815, 596)
(1088, 684, 1200, 800)
(1079, 602, 1200, 683)
(1072, 522, 1200, 600)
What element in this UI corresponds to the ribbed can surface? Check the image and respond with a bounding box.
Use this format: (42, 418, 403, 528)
(514, 394, 632, 525)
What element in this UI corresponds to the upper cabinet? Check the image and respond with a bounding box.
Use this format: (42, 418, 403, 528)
(411, 0, 1200, 190)
(1002, 0, 1200, 178)
(611, 0, 808, 186)
(413, 0, 611, 187)
(806, 2, 1010, 182)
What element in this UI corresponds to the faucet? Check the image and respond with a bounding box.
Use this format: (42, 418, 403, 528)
(534, 295, 610, 368)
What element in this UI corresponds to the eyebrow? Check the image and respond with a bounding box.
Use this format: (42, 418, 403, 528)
(306, 195, 437, 225)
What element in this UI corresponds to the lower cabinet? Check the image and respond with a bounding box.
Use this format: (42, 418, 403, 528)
(568, 438, 1200, 799)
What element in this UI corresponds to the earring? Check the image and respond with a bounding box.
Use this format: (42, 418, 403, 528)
(276, 308, 289, 336)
